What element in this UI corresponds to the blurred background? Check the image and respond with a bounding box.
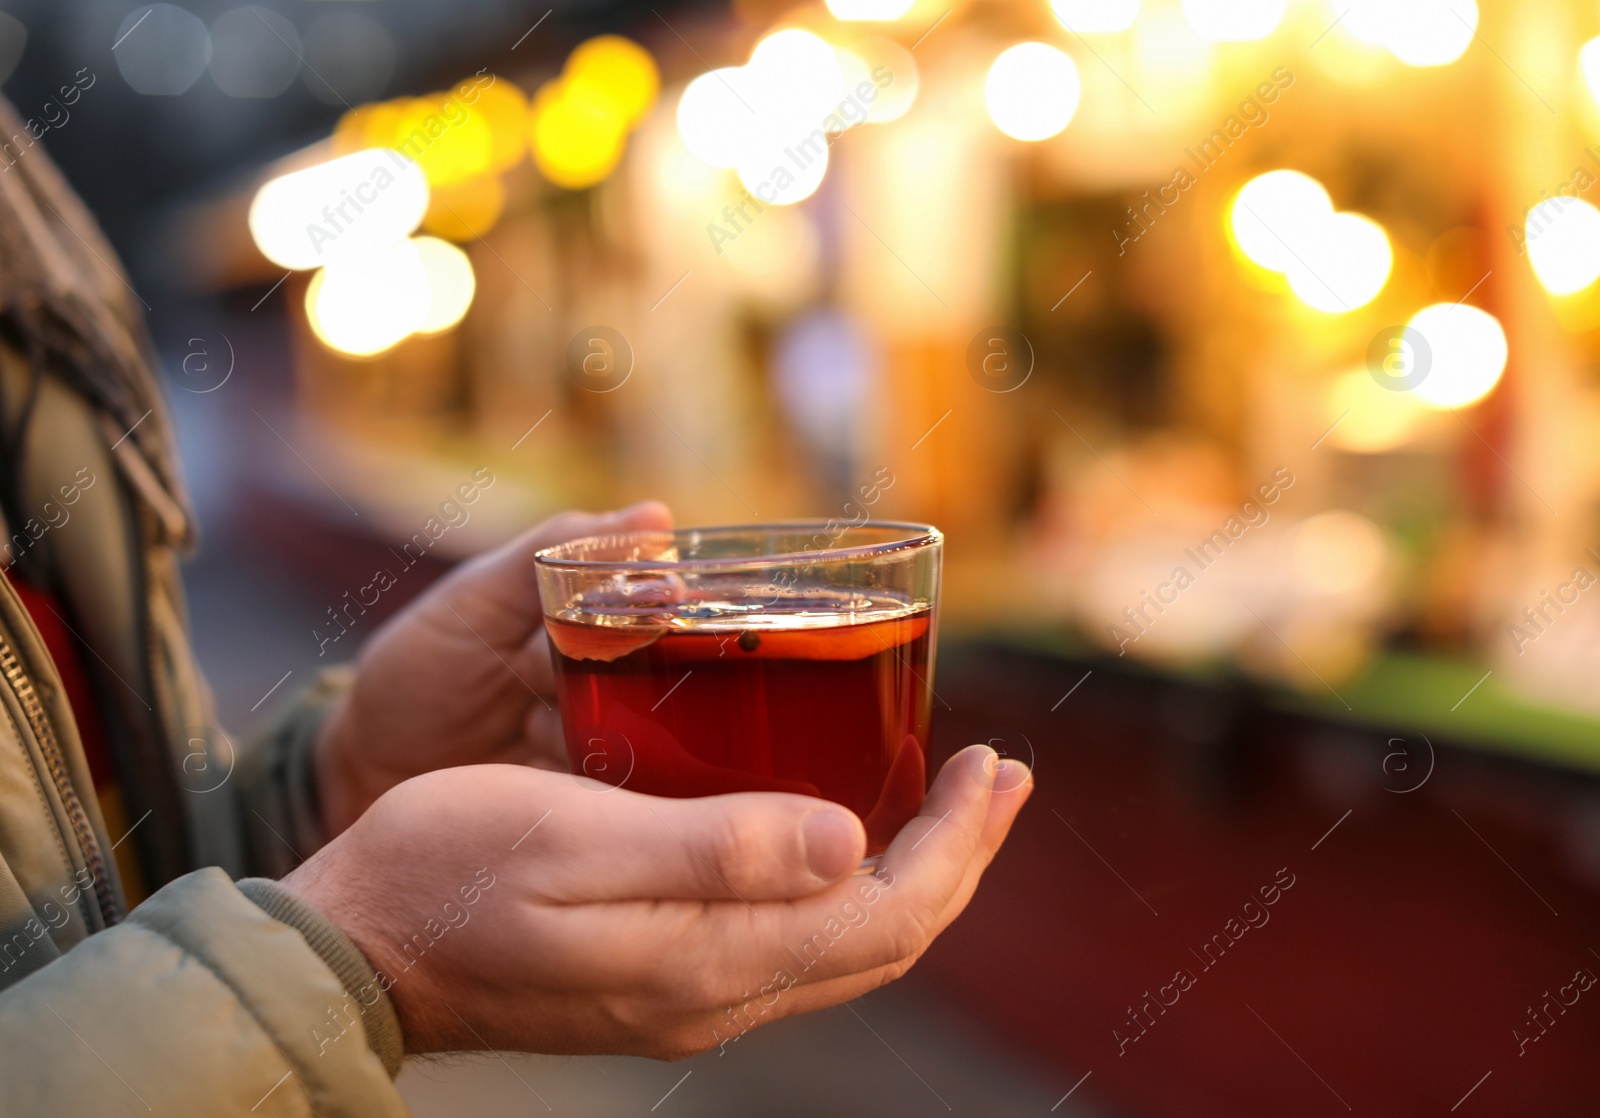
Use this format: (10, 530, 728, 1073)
(6, 0, 1600, 1112)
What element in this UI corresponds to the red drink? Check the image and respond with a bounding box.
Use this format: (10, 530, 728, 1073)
(547, 597, 935, 856)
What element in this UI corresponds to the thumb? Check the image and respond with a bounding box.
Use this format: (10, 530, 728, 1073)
(432, 500, 673, 643)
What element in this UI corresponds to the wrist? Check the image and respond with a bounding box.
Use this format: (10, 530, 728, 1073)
(280, 850, 460, 1055)
(239, 874, 406, 1074)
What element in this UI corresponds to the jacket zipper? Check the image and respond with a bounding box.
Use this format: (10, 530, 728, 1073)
(0, 633, 118, 927)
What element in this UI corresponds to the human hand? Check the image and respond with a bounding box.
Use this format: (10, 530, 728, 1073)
(280, 743, 1030, 1057)
(313, 501, 673, 837)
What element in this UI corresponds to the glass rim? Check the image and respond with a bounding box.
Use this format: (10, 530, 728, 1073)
(533, 519, 942, 572)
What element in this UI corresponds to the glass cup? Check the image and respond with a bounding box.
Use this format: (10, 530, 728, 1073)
(534, 522, 942, 860)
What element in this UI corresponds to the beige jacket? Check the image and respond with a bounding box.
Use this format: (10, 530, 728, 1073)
(0, 351, 409, 1114)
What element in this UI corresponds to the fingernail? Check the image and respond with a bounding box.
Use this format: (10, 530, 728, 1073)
(973, 744, 998, 788)
(803, 807, 862, 879)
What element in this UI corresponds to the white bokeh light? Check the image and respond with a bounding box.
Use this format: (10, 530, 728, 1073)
(848, 37, 919, 123)
(1582, 37, 1600, 103)
(249, 148, 429, 270)
(1382, 0, 1477, 66)
(1526, 198, 1600, 295)
(306, 240, 431, 357)
(824, 0, 916, 20)
(1285, 212, 1393, 313)
(985, 43, 1081, 142)
(1332, 0, 1476, 66)
(1231, 170, 1333, 273)
(737, 139, 829, 206)
(676, 68, 760, 168)
(748, 29, 845, 127)
(1051, 0, 1141, 34)
(1182, 0, 1286, 42)
(1407, 303, 1508, 409)
(413, 237, 476, 334)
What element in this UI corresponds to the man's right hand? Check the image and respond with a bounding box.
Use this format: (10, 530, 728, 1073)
(280, 744, 1030, 1057)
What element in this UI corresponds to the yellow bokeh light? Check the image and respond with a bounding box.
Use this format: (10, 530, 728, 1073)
(1406, 303, 1508, 409)
(1327, 368, 1424, 453)
(421, 174, 505, 242)
(1526, 197, 1600, 296)
(1183, 0, 1285, 41)
(332, 100, 408, 156)
(454, 79, 528, 172)
(390, 95, 494, 188)
(1052, 0, 1140, 34)
(565, 35, 660, 128)
(305, 240, 431, 358)
(985, 43, 1081, 142)
(529, 79, 627, 189)
(825, 0, 916, 18)
(413, 236, 476, 334)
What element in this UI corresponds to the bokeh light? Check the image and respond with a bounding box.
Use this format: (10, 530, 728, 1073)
(1182, 0, 1286, 42)
(1526, 197, 1600, 295)
(565, 35, 660, 128)
(1383, 0, 1477, 66)
(394, 95, 494, 187)
(1285, 212, 1393, 313)
(513, 36, 658, 191)
(1583, 36, 1600, 103)
(1338, 0, 1476, 66)
(1407, 303, 1508, 408)
(114, 4, 211, 96)
(301, 12, 395, 105)
(1052, 0, 1141, 34)
(846, 38, 919, 123)
(249, 148, 429, 270)
(455, 78, 529, 172)
(208, 6, 301, 99)
(1230, 170, 1331, 269)
(749, 29, 846, 126)
(529, 78, 627, 189)
(824, 0, 917, 20)
(737, 139, 829, 206)
(985, 43, 1082, 142)
(413, 237, 476, 334)
(1327, 368, 1426, 453)
(1231, 171, 1389, 312)
(421, 175, 506, 242)
(1293, 511, 1387, 594)
(306, 239, 431, 357)
(676, 69, 759, 168)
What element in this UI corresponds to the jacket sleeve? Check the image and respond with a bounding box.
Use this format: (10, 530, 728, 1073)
(235, 667, 354, 879)
(0, 867, 406, 1117)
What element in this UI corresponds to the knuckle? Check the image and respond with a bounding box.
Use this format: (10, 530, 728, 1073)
(680, 966, 734, 1014)
(702, 813, 762, 894)
(879, 909, 930, 968)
